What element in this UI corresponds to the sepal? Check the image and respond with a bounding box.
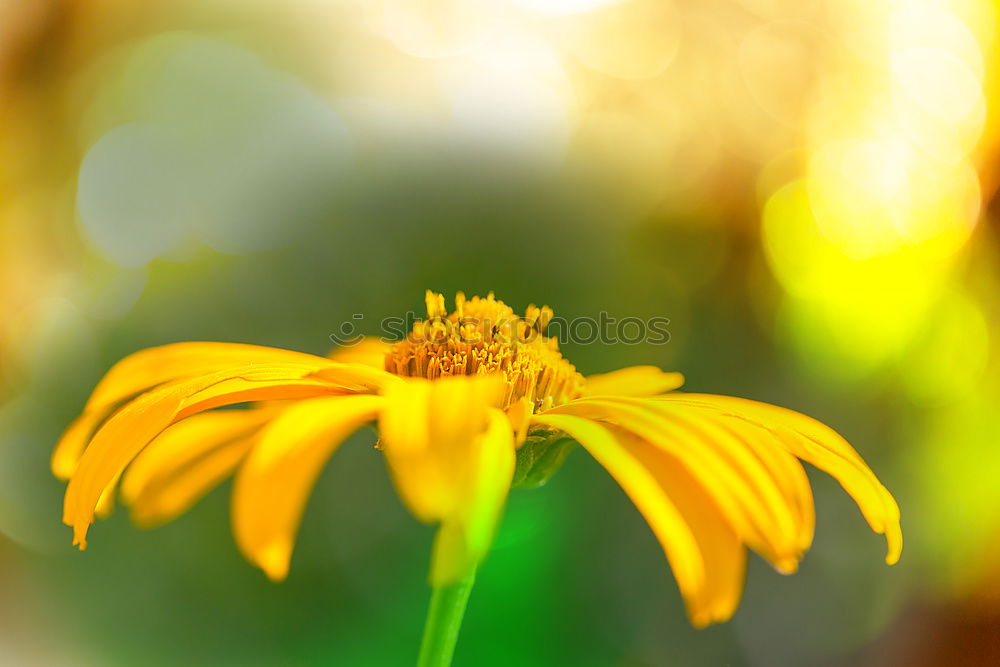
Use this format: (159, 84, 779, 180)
(512, 430, 576, 489)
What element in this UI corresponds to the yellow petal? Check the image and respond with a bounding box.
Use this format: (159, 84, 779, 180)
(379, 375, 502, 521)
(583, 366, 684, 397)
(327, 337, 391, 368)
(84, 343, 336, 413)
(306, 363, 403, 394)
(648, 401, 803, 571)
(549, 398, 800, 568)
(232, 395, 384, 581)
(121, 410, 269, 527)
(63, 363, 359, 548)
(429, 408, 515, 585)
(379, 375, 514, 584)
(612, 428, 746, 627)
(174, 364, 384, 421)
(94, 472, 122, 519)
(661, 394, 901, 564)
(719, 417, 815, 554)
(377, 379, 438, 519)
(52, 343, 341, 480)
(504, 397, 533, 447)
(531, 413, 706, 605)
(53, 412, 104, 480)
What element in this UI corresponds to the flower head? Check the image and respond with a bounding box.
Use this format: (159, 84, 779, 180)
(386, 291, 584, 411)
(54, 291, 901, 627)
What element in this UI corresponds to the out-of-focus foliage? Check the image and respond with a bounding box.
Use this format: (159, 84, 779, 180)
(1, 0, 999, 664)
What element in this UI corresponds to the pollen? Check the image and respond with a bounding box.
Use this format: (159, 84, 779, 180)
(386, 291, 585, 411)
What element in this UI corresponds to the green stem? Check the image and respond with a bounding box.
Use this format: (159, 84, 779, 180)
(416, 570, 477, 667)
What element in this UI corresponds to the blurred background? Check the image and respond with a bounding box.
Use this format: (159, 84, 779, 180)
(1, 0, 999, 664)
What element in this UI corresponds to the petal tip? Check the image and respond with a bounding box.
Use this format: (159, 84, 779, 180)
(689, 613, 711, 629)
(263, 567, 288, 583)
(51, 460, 75, 481)
(255, 542, 292, 582)
(885, 530, 902, 565)
(687, 605, 735, 629)
(774, 557, 800, 575)
(71, 532, 88, 551)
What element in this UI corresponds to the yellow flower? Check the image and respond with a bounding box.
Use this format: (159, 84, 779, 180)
(53, 291, 901, 627)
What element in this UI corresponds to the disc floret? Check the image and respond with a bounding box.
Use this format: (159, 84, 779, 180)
(386, 291, 584, 411)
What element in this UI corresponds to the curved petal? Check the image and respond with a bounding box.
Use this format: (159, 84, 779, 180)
(121, 410, 270, 527)
(52, 343, 341, 480)
(232, 395, 384, 581)
(84, 343, 336, 413)
(646, 401, 804, 570)
(63, 363, 369, 548)
(378, 375, 503, 520)
(429, 408, 515, 585)
(94, 472, 122, 519)
(53, 412, 105, 480)
(377, 379, 439, 519)
(548, 398, 801, 569)
(717, 417, 815, 554)
(665, 409, 802, 574)
(531, 413, 706, 607)
(583, 366, 684, 397)
(379, 375, 514, 584)
(612, 427, 746, 627)
(661, 394, 901, 565)
(175, 363, 390, 421)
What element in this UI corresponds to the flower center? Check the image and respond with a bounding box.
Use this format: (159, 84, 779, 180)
(386, 291, 585, 411)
